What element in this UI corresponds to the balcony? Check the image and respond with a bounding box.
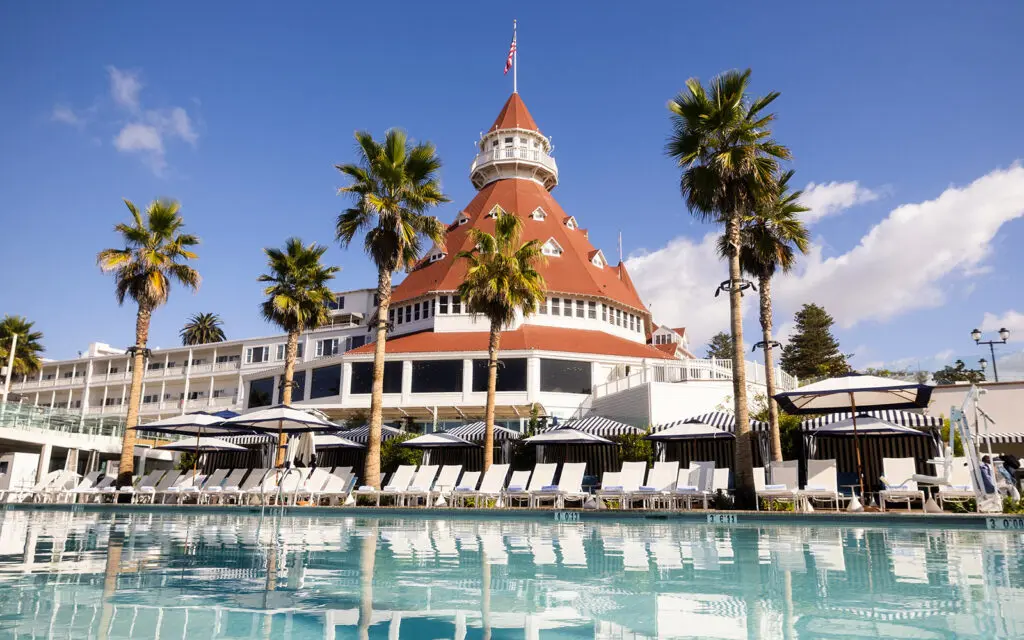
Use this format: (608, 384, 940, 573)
(593, 358, 799, 399)
(470, 146, 559, 191)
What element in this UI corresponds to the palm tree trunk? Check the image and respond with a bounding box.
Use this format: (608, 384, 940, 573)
(484, 323, 501, 471)
(727, 211, 755, 508)
(364, 270, 392, 489)
(760, 275, 782, 463)
(118, 305, 150, 491)
(275, 329, 300, 467)
(358, 521, 378, 640)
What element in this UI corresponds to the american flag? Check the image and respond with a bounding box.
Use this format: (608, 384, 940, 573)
(504, 26, 516, 74)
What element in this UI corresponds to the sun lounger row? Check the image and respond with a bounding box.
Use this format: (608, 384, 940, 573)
(593, 460, 730, 510)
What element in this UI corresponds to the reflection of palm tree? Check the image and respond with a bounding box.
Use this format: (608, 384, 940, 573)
(359, 522, 379, 640)
(481, 548, 492, 640)
(782, 570, 795, 640)
(98, 536, 123, 640)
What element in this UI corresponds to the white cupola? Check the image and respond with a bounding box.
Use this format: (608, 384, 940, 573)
(470, 93, 559, 192)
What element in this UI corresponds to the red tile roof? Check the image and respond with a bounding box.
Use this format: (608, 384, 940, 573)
(654, 343, 679, 356)
(392, 178, 648, 312)
(672, 327, 687, 336)
(489, 93, 540, 133)
(347, 326, 676, 360)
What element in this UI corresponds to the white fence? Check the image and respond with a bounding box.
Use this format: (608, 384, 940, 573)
(593, 358, 798, 399)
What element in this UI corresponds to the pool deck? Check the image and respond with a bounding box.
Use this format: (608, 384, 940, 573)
(3, 502, 1020, 530)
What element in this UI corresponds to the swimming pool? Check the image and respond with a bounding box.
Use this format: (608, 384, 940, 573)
(0, 509, 1021, 638)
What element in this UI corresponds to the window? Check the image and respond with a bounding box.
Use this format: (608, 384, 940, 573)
(565, 216, 577, 230)
(166, 362, 176, 369)
(616, 309, 623, 326)
(276, 344, 285, 360)
(147, 362, 163, 371)
(588, 301, 597, 319)
(142, 394, 159, 404)
(336, 295, 345, 310)
(245, 347, 269, 364)
(405, 306, 412, 323)
(575, 300, 585, 318)
(63, 371, 73, 378)
(457, 214, 469, 226)
(472, 358, 527, 392)
(310, 366, 340, 399)
(591, 252, 605, 268)
(414, 304, 421, 321)
(452, 295, 462, 314)
(487, 204, 505, 218)
(491, 139, 499, 148)
(282, 370, 306, 402)
(186, 390, 204, 401)
(389, 309, 395, 324)
(396, 308, 403, 325)
(504, 137, 513, 145)
(74, 371, 85, 377)
(349, 335, 367, 349)
(248, 377, 274, 408)
(104, 397, 122, 407)
(350, 361, 403, 394)
(540, 359, 592, 394)
(531, 207, 547, 221)
(213, 389, 227, 398)
(629, 315, 635, 331)
(422, 301, 430, 319)
(412, 360, 463, 393)
(71, 400, 81, 408)
(602, 304, 608, 322)
(564, 299, 573, 318)
(541, 238, 563, 257)
(439, 296, 449, 314)
(551, 298, 560, 316)
(429, 250, 446, 263)
(109, 367, 119, 374)
(538, 298, 547, 314)
(316, 338, 340, 358)
(216, 354, 240, 364)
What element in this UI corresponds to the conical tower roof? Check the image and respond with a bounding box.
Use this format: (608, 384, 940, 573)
(489, 93, 540, 132)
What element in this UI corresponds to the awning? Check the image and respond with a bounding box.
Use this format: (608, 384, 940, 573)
(806, 415, 928, 437)
(646, 421, 734, 441)
(977, 432, 1024, 444)
(447, 421, 522, 442)
(556, 416, 642, 437)
(336, 424, 407, 445)
(401, 432, 477, 449)
(670, 411, 768, 433)
(801, 410, 942, 431)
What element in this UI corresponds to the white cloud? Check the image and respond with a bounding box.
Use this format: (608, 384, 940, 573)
(801, 180, 879, 223)
(628, 164, 1024, 349)
(51, 104, 82, 127)
(980, 310, 1024, 341)
(114, 123, 166, 173)
(107, 66, 142, 112)
(996, 348, 1024, 380)
(934, 348, 955, 362)
(146, 107, 197, 145)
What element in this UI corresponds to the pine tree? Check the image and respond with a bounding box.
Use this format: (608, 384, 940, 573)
(932, 360, 985, 385)
(704, 331, 736, 360)
(780, 303, 850, 380)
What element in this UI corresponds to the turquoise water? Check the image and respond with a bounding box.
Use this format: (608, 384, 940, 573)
(0, 510, 1021, 638)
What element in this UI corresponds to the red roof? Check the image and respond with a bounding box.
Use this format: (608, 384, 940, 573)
(392, 178, 648, 311)
(348, 325, 676, 360)
(654, 343, 679, 356)
(672, 327, 687, 336)
(489, 93, 540, 133)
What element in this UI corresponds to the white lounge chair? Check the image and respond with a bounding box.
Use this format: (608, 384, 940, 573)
(596, 461, 647, 509)
(708, 467, 732, 507)
(352, 465, 416, 506)
(937, 457, 976, 511)
(220, 468, 268, 504)
(118, 470, 164, 502)
(879, 457, 925, 511)
(314, 470, 353, 505)
(506, 464, 556, 508)
(55, 471, 101, 503)
(30, 470, 79, 503)
(136, 470, 180, 504)
(245, 468, 287, 505)
(532, 462, 588, 509)
(673, 462, 714, 510)
(801, 459, 842, 510)
(453, 464, 509, 508)
(292, 467, 332, 504)
(426, 465, 463, 506)
(201, 468, 248, 504)
(163, 473, 208, 504)
(756, 461, 800, 510)
(400, 465, 441, 507)
(630, 461, 679, 509)
(75, 475, 116, 503)
(268, 468, 309, 505)
(449, 471, 481, 506)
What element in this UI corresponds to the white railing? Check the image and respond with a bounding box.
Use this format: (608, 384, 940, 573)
(593, 358, 799, 398)
(470, 147, 558, 174)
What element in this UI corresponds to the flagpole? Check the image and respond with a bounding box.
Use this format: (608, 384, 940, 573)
(513, 19, 518, 94)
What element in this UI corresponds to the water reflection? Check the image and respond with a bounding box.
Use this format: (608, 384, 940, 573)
(0, 509, 1022, 638)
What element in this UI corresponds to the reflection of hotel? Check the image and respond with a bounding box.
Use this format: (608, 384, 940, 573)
(6, 92, 795, 442)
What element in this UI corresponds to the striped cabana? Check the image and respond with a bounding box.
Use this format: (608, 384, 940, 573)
(978, 432, 1024, 445)
(556, 416, 643, 437)
(339, 424, 407, 444)
(801, 409, 942, 430)
(650, 412, 770, 470)
(535, 416, 643, 479)
(446, 421, 522, 442)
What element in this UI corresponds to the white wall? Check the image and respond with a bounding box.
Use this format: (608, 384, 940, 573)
(929, 382, 1024, 433)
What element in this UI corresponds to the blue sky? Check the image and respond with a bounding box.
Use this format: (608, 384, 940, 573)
(2, 2, 1023, 378)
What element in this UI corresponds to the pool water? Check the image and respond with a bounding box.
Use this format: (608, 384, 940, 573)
(0, 510, 1021, 638)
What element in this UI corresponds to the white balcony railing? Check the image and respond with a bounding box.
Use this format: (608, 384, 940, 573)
(470, 147, 558, 174)
(593, 358, 799, 399)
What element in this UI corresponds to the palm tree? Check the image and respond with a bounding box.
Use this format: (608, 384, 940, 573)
(336, 129, 448, 488)
(718, 170, 809, 462)
(667, 69, 790, 507)
(456, 214, 545, 470)
(0, 315, 45, 378)
(97, 198, 200, 489)
(258, 238, 339, 466)
(179, 312, 227, 345)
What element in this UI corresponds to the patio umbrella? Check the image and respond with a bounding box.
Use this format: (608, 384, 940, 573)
(401, 431, 478, 465)
(285, 432, 317, 466)
(313, 434, 364, 449)
(223, 404, 339, 467)
(153, 436, 247, 453)
(524, 428, 614, 445)
(807, 415, 926, 437)
(133, 412, 253, 479)
(646, 421, 735, 441)
(775, 374, 933, 507)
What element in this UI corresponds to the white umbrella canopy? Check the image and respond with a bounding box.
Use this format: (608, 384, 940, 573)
(524, 428, 614, 445)
(313, 434, 364, 449)
(646, 421, 735, 441)
(807, 415, 927, 437)
(154, 437, 247, 452)
(400, 432, 479, 449)
(774, 374, 933, 415)
(222, 405, 339, 434)
(286, 432, 317, 466)
(133, 412, 249, 437)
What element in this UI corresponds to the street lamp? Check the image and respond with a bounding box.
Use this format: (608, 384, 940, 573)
(978, 358, 987, 372)
(971, 327, 1010, 382)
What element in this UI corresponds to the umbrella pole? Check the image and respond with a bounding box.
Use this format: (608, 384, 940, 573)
(850, 392, 866, 501)
(193, 432, 200, 481)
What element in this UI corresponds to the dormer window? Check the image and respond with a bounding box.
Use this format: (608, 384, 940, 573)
(429, 251, 446, 263)
(456, 213, 469, 226)
(531, 207, 547, 221)
(541, 238, 564, 257)
(487, 204, 505, 218)
(590, 250, 606, 268)
(565, 216, 577, 230)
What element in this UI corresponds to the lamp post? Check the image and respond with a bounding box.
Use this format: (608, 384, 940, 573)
(971, 327, 1010, 382)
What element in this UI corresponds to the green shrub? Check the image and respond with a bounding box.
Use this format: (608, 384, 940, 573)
(615, 432, 653, 465)
(175, 452, 200, 472)
(1003, 496, 1024, 514)
(940, 419, 965, 456)
(380, 433, 423, 474)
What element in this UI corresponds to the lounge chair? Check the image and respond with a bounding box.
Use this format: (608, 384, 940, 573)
(292, 467, 332, 504)
(117, 470, 164, 502)
(449, 471, 481, 505)
(506, 464, 556, 508)
(630, 461, 678, 509)
(29, 470, 79, 503)
(311, 468, 358, 505)
(269, 467, 309, 505)
(400, 465, 441, 507)
(532, 462, 588, 509)
(453, 464, 509, 508)
(425, 465, 463, 506)
(756, 462, 800, 510)
(596, 461, 647, 509)
(200, 468, 248, 504)
(708, 467, 732, 507)
(163, 473, 208, 504)
(673, 462, 715, 510)
(351, 465, 416, 506)
(136, 471, 180, 504)
(75, 475, 116, 503)
(937, 457, 976, 511)
(220, 468, 268, 504)
(54, 471, 101, 503)
(879, 457, 925, 511)
(801, 459, 842, 510)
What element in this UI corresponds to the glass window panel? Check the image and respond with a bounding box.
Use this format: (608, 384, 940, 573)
(310, 366, 341, 399)
(282, 370, 306, 402)
(440, 296, 449, 314)
(452, 295, 462, 314)
(411, 360, 463, 393)
(538, 298, 547, 314)
(588, 301, 597, 319)
(472, 358, 527, 392)
(540, 359, 592, 394)
(248, 377, 274, 408)
(414, 304, 421, 321)
(575, 300, 584, 318)
(350, 361, 403, 395)
(405, 306, 412, 323)
(551, 298, 560, 316)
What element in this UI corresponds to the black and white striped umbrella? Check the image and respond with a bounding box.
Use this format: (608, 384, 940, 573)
(447, 421, 522, 442)
(653, 411, 768, 434)
(977, 432, 1024, 444)
(801, 410, 941, 431)
(555, 416, 642, 437)
(337, 424, 406, 445)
